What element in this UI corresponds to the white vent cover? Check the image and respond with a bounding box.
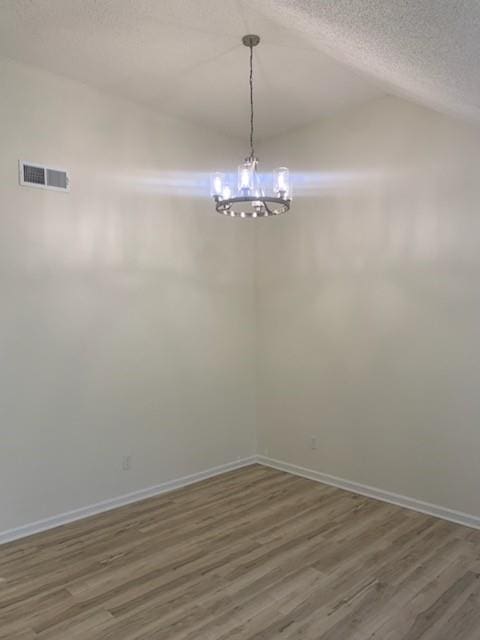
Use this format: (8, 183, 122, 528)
(19, 161, 70, 192)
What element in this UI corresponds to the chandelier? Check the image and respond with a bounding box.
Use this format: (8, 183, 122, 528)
(211, 35, 291, 218)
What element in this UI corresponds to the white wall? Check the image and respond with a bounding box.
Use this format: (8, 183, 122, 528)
(0, 58, 256, 533)
(3, 58, 480, 536)
(256, 96, 480, 518)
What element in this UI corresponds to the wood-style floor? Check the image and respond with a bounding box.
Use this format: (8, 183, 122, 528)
(1, 465, 480, 639)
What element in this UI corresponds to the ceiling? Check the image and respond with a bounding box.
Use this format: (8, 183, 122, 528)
(256, 0, 480, 124)
(0, 0, 382, 140)
(0, 1, 478, 141)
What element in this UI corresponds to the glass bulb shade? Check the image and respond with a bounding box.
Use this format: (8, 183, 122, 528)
(222, 184, 232, 200)
(273, 167, 290, 198)
(210, 172, 225, 197)
(238, 160, 255, 194)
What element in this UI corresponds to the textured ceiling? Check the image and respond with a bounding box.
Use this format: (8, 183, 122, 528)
(0, 0, 381, 140)
(255, 0, 480, 123)
(1, 1, 477, 140)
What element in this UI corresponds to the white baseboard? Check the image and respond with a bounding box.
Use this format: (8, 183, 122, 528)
(4, 454, 478, 544)
(0, 456, 257, 545)
(256, 455, 480, 530)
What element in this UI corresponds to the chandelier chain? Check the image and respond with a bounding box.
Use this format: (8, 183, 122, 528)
(249, 43, 255, 160)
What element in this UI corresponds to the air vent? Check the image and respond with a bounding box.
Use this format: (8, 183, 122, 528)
(23, 164, 45, 186)
(19, 161, 70, 192)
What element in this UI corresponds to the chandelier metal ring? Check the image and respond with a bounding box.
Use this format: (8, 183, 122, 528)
(214, 196, 291, 218)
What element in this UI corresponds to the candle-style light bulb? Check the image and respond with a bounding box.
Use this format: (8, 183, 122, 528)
(210, 172, 225, 198)
(238, 159, 255, 194)
(273, 167, 290, 199)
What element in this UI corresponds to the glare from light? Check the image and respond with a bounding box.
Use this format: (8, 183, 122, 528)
(132, 168, 380, 200)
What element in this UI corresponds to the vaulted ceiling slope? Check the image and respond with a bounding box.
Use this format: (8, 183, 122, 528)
(0, 0, 381, 139)
(0, 1, 477, 140)
(256, 0, 480, 123)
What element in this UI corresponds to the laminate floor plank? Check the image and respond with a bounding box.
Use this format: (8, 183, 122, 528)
(1, 464, 479, 639)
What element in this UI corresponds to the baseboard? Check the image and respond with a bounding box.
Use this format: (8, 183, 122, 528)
(256, 455, 480, 530)
(0, 456, 257, 545)
(5, 454, 478, 544)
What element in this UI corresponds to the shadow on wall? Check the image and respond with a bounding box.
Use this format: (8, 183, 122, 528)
(7, 158, 478, 276)
(135, 163, 480, 272)
(2, 168, 256, 283)
(260, 165, 480, 274)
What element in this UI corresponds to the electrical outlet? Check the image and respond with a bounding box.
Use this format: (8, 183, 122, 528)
(122, 455, 132, 471)
(310, 436, 317, 450)
(263, 447, 270, 457)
